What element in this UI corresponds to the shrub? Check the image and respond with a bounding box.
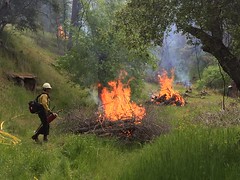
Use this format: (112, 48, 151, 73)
(196, 65, 231, 90)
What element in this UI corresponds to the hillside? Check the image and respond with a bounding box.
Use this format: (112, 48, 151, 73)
(1, 30, 240, 179)
(0, 29, 92, 138)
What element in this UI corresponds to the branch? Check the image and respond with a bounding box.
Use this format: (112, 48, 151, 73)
(185, 26, 236, 63)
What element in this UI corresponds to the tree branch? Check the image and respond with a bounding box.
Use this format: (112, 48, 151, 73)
(185, 26, 235, 62)
(185, 25, 240, 89)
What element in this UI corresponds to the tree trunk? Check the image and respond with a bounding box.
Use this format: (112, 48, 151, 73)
(67, 0, 81, 50)
(186, 26, 240, 91)
(71, 0, 81, 27)
(62, 0, 68, 39)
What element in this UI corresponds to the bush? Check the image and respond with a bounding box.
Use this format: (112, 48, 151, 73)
(196, 65, 231, 90)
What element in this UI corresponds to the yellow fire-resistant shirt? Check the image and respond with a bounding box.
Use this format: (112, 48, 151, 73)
(38, 93, 51, 114)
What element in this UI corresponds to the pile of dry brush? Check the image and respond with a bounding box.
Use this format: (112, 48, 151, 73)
(57, 106, 170, 143)
(149, 94, 184, 106)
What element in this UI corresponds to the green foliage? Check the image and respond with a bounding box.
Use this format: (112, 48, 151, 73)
(196, 65, 232, 90)
(119, 0, 240, 48)
(58, 32, 99, 87)
(119, 0, 240, 91)
(57, 0, 156, 97)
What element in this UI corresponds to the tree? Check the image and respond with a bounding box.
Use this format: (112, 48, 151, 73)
(67, 0, 82, 49)
(118, 0, 240, 90)
(0, 0, 59, 34)
(38, 0, 62, 33)
(60, 0, 71, 38)
(57, 0, 155, 97)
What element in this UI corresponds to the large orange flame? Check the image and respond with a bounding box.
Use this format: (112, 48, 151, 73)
(154, 69, 185, 106)
(99, 72, 146, 121)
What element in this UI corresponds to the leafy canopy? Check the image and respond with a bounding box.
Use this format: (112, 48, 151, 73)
(196, 65, 231, 90)
(118, 0, 240, 90)
(58, 0, 156, 91)
(119, 0, 240, 54)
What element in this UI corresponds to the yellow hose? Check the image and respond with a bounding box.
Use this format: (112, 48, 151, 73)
(0, 121, 21, 145)
(0, 121, 4, 130)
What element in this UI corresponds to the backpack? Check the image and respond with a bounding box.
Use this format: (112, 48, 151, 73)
(28, 94, 44, 114)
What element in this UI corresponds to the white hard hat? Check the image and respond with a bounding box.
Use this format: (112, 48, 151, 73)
(42, 83, 52, 89)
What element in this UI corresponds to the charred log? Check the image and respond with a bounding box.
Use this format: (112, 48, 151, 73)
(150, 94, 184, 106)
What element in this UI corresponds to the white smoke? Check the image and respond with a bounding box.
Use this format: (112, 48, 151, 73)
(157, 26, 192, 87)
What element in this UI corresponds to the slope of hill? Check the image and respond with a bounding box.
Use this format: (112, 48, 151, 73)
(0, 29, 92, 137)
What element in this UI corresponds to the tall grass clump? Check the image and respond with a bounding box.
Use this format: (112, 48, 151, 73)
(0, 134, 136, 179)
(119, 127, 240, 180)
(0, 143, 57, 179)
(57, 134, 132, 179)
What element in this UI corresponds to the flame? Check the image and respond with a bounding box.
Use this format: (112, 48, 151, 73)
(155, 69, 185, 106)
(57, 25, 68, 39)
(99, 71, 146, 121)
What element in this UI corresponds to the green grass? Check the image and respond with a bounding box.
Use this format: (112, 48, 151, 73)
(1, 30, 240, 179)
(0, 134, 135, 179)
(119, 127, 240, 180)
(1, 124, 240, 179)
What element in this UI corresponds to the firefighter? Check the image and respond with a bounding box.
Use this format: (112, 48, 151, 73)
(32, 83, 57, 142)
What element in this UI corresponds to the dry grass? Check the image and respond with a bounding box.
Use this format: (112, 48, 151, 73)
(194, 101, 240, 127)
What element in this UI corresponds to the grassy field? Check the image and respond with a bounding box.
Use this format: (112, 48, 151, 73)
(1, 30, 240, 179)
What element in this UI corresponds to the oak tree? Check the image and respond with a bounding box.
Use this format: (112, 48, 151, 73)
(119, 0, 240, 90)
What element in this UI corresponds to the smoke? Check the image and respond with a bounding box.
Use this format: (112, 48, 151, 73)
(88, 87, 99, 105)
(157, 26, 192, 87)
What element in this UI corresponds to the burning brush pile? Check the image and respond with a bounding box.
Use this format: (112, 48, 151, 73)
(60, 72, 169, 142)
(150, 70, 185, 106)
